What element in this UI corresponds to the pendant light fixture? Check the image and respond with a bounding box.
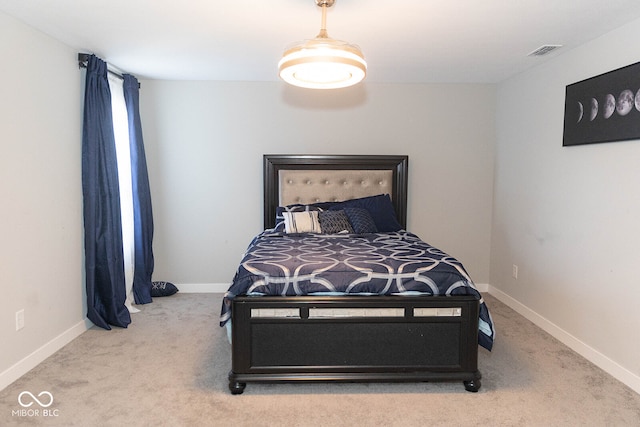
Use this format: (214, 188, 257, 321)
(278, 0, 367, 89)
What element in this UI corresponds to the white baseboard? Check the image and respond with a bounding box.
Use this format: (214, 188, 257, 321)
(176, 283, 229, 293)
(488, 285, 640, 395)
(0, 318, 92, 392)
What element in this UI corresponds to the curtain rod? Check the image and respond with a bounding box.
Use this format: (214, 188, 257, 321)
(78, 53, 140, 88)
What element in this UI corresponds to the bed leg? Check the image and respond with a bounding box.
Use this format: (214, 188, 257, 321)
(229, 381, 246, 395)
(463, 379, 481, 392)
(228, 371, 246, 394)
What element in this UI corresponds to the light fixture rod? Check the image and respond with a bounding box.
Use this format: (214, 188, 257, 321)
(317, 0, 334, 38)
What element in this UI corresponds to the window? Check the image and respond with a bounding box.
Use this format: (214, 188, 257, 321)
(107, 74, 138, 313)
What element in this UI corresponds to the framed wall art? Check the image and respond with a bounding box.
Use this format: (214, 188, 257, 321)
(563, 61, 640, 146)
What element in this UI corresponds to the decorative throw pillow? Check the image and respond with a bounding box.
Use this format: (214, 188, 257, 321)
(151, 281, 179, 297)
(283, 211, 322, 233)
(344, 207, 378, 234)
(274, 203, 333, 232)
(318, 210, 354, 234)
(330, 194, 402, 232)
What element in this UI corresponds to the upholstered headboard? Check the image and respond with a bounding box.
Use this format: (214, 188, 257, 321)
(263, 155, 409, 229)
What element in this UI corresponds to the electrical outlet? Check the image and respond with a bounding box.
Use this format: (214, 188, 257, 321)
(512, 264, 519, 279)
(16, 309, 24, 331)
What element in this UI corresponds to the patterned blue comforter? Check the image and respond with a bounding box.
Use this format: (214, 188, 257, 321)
(220, 230, 494, 350)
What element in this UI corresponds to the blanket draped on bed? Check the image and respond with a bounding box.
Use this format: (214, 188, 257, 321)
(220, 230, 494, 351)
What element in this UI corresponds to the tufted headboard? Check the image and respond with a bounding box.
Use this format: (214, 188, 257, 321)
(263, 155, 409, 230)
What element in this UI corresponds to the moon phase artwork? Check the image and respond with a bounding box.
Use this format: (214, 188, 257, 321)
(563, 61, 640, 146)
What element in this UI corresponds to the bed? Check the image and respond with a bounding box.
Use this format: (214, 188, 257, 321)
(220, 154, 494, 394)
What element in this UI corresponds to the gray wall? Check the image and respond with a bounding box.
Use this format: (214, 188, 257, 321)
(0, 11, 85, 388)
(492, 18, 640, 388)
(139, 81, 496, 288)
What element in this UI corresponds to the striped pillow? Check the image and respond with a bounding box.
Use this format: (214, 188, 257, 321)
(283, 211, 322, 234)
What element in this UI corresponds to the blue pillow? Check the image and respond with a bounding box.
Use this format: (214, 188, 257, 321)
(330, 194, 402, 232)
(151, 281, 179, 297)
(344, 208, 378, 234)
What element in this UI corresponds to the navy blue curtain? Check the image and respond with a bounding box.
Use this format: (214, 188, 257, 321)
(123, 74, 154, 304)
(81, 55, 131, 329)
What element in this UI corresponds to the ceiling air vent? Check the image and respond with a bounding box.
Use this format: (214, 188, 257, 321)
(528, 45, 562, 57)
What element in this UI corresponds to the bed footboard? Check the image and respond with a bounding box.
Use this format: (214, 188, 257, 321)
(228, 295, 481, 394)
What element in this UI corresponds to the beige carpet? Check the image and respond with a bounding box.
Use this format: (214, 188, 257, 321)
(1, 293, 639, 426)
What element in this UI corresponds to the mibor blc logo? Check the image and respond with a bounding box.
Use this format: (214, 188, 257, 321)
(12, 391, 59, 418)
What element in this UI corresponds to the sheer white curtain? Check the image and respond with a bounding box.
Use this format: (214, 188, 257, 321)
(107, 74, 138, 313)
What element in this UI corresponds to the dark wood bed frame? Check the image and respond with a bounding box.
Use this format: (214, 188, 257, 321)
(228, 155, 482, 394)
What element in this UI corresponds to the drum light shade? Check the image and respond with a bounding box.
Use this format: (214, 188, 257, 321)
(278, 0, 366, 89)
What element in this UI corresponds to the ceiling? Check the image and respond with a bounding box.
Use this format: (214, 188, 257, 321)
(3, 0, 640, 83)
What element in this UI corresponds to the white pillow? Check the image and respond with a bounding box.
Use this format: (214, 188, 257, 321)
(283, 211, 321, 234)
